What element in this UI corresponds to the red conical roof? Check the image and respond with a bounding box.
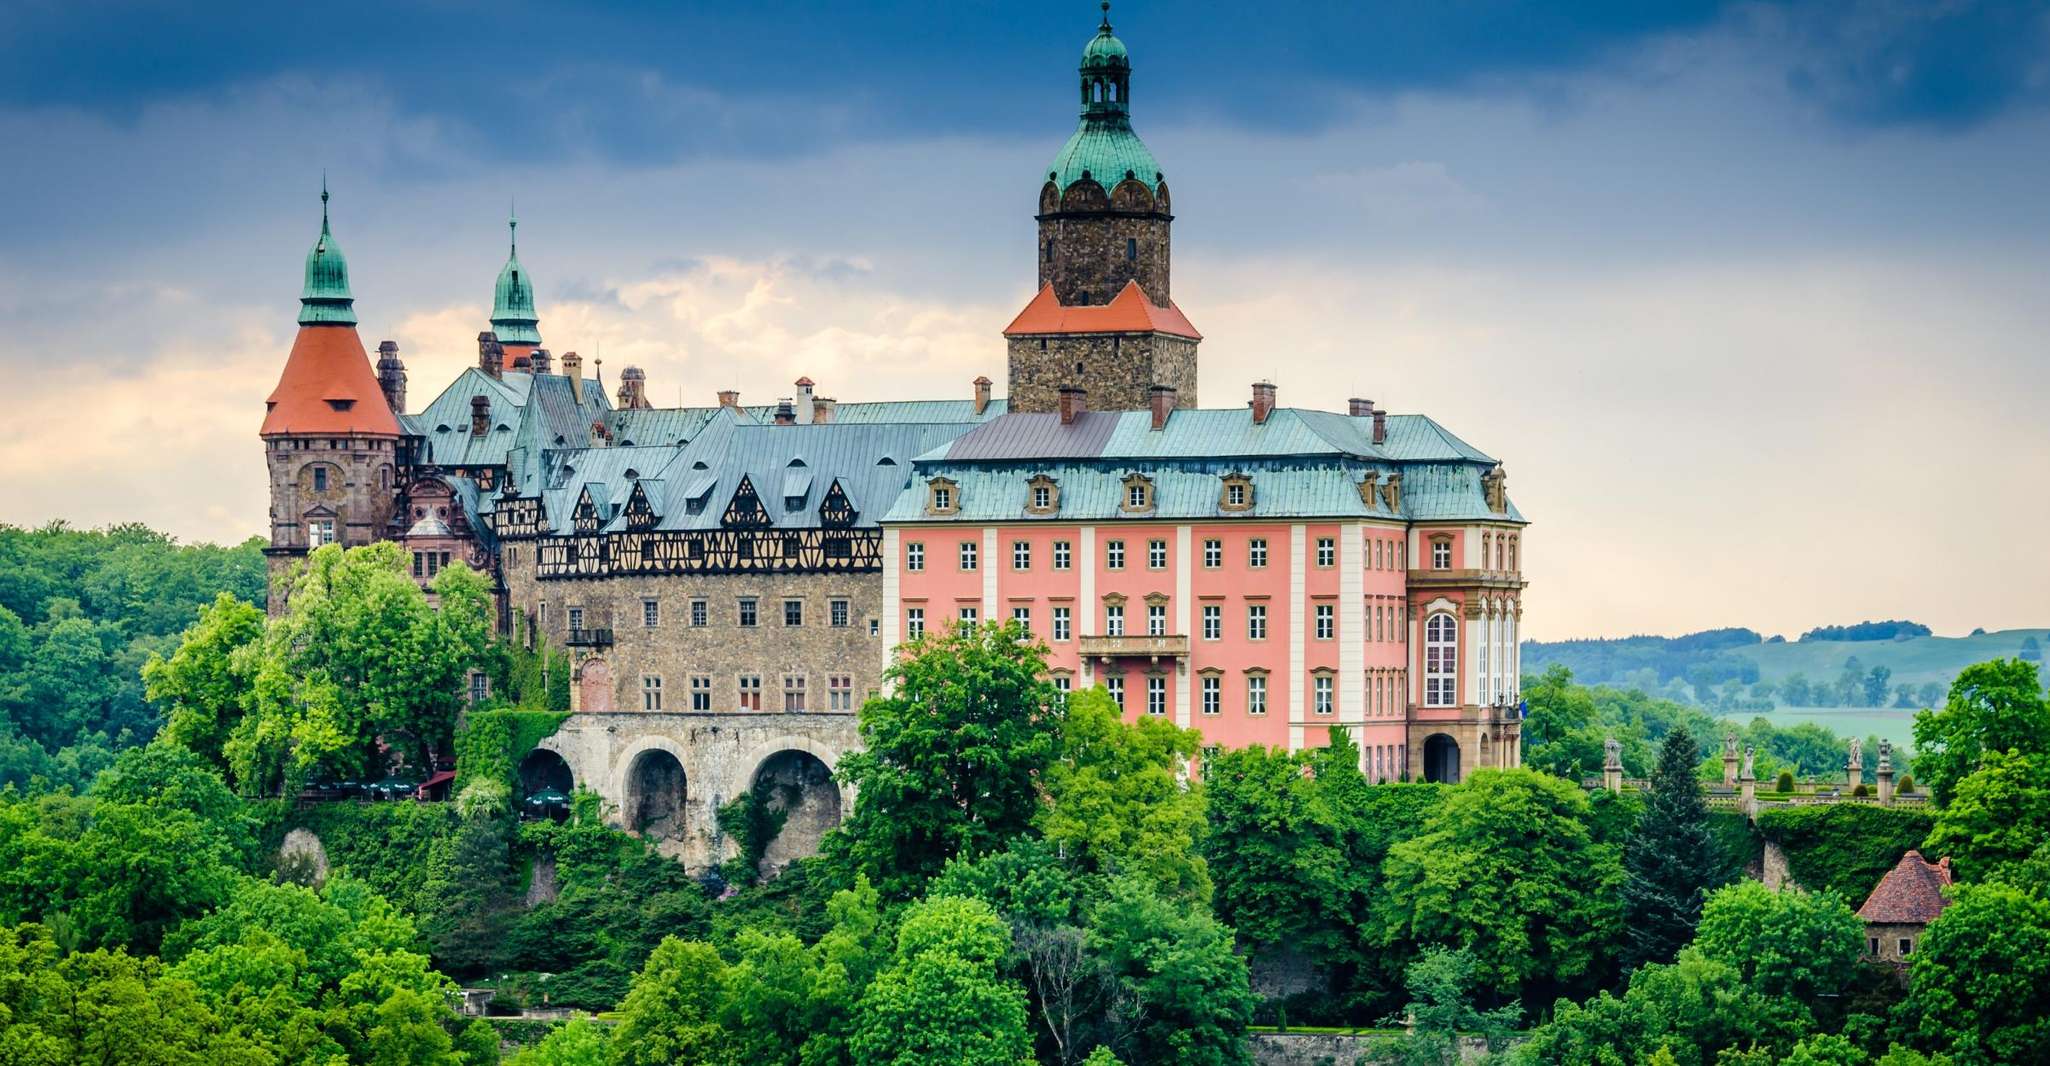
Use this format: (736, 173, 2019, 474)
(261, 324, 401, 436)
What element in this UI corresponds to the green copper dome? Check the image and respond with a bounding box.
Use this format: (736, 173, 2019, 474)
(1046, 3, 1160, 195)
(298, 183, 357, 326)
(490, 213, 541, 346)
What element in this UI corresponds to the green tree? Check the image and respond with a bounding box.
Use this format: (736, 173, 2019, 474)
(1691, 881, 1863, 1003)
(1380, 769, 1624, 1001)
(1513, 947, 1811, 1066)
(1086, 874, 1253, 1066)
(1378, 948, 1522, 1066)
(1864, 665, 1894, 709)
(141, 593, 263, 774)
(506, 1018, 612, 1066)
(831, 621, 1063, 897)
(1912, 659, 2050, 806)
(1622, 727, 1722, 968)
(612, 938, 736, 1066)
(1896, 881, 2050, 1064)
(420, 812, 517, 977)
(1037, 687, 1208, 902)
(1922, 749, 2050, 883)
(851, 895, 1033, 1066)
(366, 985, 460, 1066)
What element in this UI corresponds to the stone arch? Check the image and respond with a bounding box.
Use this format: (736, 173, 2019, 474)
(624, 748, 687, 841)
(576, 657, 612, 713)
(733, 737, 847, 877)
(1423, 733, 1461, 784)
(605, 736, 704, 832)
(518, 747, 574, 797)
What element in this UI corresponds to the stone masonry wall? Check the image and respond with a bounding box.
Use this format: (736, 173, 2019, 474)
(264, 434, 400, 612)
(1038, 212, 1172, 307)
(1007, 331, 1200, 413)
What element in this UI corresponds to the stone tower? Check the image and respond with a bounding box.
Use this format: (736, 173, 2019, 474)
(1005, 2, 1201, 413)
(259, 184, 402, 613)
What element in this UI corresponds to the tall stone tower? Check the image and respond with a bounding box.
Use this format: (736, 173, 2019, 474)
(259, 184, 402, 612)
(1005, 2, 1200, 414)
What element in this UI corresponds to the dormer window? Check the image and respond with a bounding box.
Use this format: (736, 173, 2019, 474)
(326, 399, 355, 412)
(1025, 475, 1060, 516)
(1219, 473, 1254, 513)
(926, 478, 960, 516)
(1120, 474, 1154, 514)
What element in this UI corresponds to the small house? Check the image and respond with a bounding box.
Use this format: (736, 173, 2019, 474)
(1857, 850, 1952, 965)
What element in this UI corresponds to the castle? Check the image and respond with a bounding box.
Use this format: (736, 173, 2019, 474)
(259, 6, 1528, 872)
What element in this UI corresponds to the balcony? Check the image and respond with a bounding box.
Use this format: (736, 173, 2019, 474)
(566, 627, 614, 648)
(1078, 633, 1189, 665)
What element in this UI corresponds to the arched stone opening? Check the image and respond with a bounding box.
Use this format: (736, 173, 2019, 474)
(626, 749, 686, 841)
(1423, 733, 1462, 784)
(518, 748, 573, 797)
(750, 749, 842, 878)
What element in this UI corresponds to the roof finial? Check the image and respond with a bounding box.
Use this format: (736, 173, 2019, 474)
(508, 198, 518, 256)
(1100, 0, 1112, 31)
(320, 172, 331, 236)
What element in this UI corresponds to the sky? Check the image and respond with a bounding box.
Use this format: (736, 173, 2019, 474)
(2, 0, 2047, 641)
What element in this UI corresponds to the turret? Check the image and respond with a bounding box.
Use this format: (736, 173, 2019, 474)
(376, 340, 407, 413)
(491, 210, 542, 362)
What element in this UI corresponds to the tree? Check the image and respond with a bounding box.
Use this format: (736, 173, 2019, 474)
(420, 812, 517, 976)
(1622, 727, 1722, 968)
(1512, 947, 1811, 1066)
(141, 593, 263, 774)
(1690, 881, 1863, 1003)
(1037, 687, 1208, 902)
(1376, 948, 1521, 1066)
(851, 896, 1033, 1066)
(831, 621, 1063, 896)
(1896, 882, 2050, 1063)
(367, 986, 460, 1066)
(1912, 659, 2050, 806)
(1086, 875, 1253, 1066)
(2021, 636, 2042, 662)
(506, 1019, 612, 1066)
(1922, 749, 2050, 883)
(611, 937, 736, 1066)
(1380, 769, 1624, 1002)
(1864, 665, 1894, 709)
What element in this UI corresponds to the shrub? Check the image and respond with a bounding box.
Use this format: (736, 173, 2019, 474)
(1776, 770, 1796, 793)
(1756, 804, 1936, 899)
(1897, 774, 1915, 794)
(1852, 783, 1870, 798)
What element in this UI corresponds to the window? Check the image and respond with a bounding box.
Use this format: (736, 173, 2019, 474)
(868, 617, 881, 636)
(1248, 538, 1268, 567)
(1201, 675, 1221, 715)
(690, 599, 708, 627)
(1105, 604, 1125, 636)
(1148, 539, 1167, 569)
(1425, 613, 1457, 707)
(1105, 676, 1125, 710)
(829, 675, 854, 711)
(906, 542, 925, 572)
(568, 607, 585, 631)
(830, 599, 850, 627)
(958, 606, 979, 624)
(1013, 541, 1031, 570)
(1247, 675, 1268, 715)
(1127, 484, 1148, 509)
(1247, 604, 1267, 640)
(1147, 603, 1167, 636)
(1126, 237, 1137, 261)
(309, 519, 336, 547)
(1899, 938, 1913, 956)
(959, 541, 978, 570)
(1202, 605, 1221, 640)
(1052, 673, 1072, 694)
(932, 486, 953, 511)
(1146, 676, 1166, 716)
(738, 599, 757, 627)
(906, 608, 925, 639)
(469, 673, 488, 705)
(643, 599, 660, 627)
(1315, 603, 1334, 640)
(1509, 537, 1518, 571)
(1226, 482, 1245, 506)
(1203, 539, 1222, 567)
(1106, 540, 1125, 570)
(783, 675, 806, 712)
(1052, 605, 1071, 642)
(738, 675, 763, 711)
(1868, 937, 1880, 956)
(642, 675, 663, 711)
(1053, 541, 1072, 569)
(691, 675, 712, 711)
(1316, 537, 1335, 567)
(1432, 540, 1452, 570)
(1011, 606, 1032, 631)
(1032, 484, 1052, 510)
(312, 467, 329, 491)
(1313, 674, 1333, 715)
(784, 599, 803, 627)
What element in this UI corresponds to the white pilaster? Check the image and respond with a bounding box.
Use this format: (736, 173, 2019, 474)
(982, 527, 998, 621)
(1465, 608, 1483, 707)
(1079, 527, 1097, 636)
(1339, 521, 1364, 724)
(1174, 524, 1192, 728)
(1288, 523, 1306, 751)
(881, 527, 901, 687)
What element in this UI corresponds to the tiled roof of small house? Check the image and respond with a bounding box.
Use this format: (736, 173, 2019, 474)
(1858, 851, 1953, 925)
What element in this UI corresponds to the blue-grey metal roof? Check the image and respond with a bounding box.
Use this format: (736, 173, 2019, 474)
(413, 368, 534, 468)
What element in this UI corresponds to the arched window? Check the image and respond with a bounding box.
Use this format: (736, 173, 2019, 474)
(1425, 612, 1457, 707)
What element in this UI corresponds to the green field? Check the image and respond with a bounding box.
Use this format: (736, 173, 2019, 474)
(1732, 627, 2048, 690)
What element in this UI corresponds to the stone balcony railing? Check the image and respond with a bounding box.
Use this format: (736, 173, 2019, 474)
(1078, 633, 1190, 665)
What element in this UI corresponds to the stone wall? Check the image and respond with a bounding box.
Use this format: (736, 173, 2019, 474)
(1249, 1032, 1516, 1066)
(1007, 330, 1200, 413)
(263, 433, 400, 612)
(1038, 211, 1172, 307)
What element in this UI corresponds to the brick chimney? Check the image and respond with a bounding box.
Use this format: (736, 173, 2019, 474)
(561, 351, 583, 403)
(794, 377, 816, 424)
(813, 397, 837, 423)
(470, 395, 490, 437)
(973, 375, 993, 416)
(1148, 385, 1176, 430)
(1250, 381, 1277, 425)
(1371, 408, 1388, 445)
(774, 399, 797, 425)
(477, 332, 504, 379)
(1058, 386, 1087, 426)
(376, 340, 407, 414)
(616, 366, 649, 410)
(1349, 397, 1374, 417)
(529, 348, 552, 376)
(717, 389, 739, 409)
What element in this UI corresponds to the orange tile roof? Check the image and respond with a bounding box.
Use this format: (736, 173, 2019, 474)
(1857, 850, 1953, 925)
(261, 324, 401, 436)
(1003, 280, 1202, 340)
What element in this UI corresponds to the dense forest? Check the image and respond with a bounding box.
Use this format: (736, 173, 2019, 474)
(0, 535, 2047, 1064)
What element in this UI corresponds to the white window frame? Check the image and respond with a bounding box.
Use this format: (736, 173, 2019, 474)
(1202, 605, 1221, 641)
(907, 542, 925, 572)
(1425, 612, 1458, 707)
(1052, 605, 1071, 642)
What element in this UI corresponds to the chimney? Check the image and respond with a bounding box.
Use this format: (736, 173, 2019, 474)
(1058, 386, 1087, 426)
(477, 332, 504, 379)
(470, 395, 490, 438)
(617, 366, 649, 410)
(973, 375, 992, 416)
(1147, 384, 1176, 430)
(1371, 408, 1388, 445)
(717, 389, 739, 409)
(561, 351, 583, 404)
(1250, 381, 1277, 425)
(529, 348, 552, 375)
(1348, 397, 1374, 417)
(774, 398, 797, 425)
(376, 340, 407, 414)
(794, 377, 816, 424)
(813, 397, 837, 423)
